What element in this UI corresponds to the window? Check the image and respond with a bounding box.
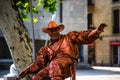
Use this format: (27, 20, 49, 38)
(113, 46, 118, 64)
(112, 0, 119, 2)
(112, 46, 118, 64)
(88, 13, 92, 29)
(113, 9, 120, 34)
(88, 0, 94, 6)
(88, 13, 95, 29)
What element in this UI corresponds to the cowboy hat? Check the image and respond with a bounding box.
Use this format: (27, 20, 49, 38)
(42, 21, 64, 33)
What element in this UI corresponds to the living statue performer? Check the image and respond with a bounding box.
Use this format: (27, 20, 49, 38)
(18, 21, 107, 80)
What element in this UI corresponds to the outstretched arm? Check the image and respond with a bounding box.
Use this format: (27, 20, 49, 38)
(68, 23, 107, 44)
(88, 23, 107, 37)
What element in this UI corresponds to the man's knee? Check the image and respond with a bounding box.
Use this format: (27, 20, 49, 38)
(32, 74, 50, 80)
(32, 75, 43, 80)
(51, 77, 63, 80)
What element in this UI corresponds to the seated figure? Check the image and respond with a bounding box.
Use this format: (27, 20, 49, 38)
(19, 21, 107, 80)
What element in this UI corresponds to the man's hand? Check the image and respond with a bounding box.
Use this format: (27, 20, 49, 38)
(88, 23, 107, 37)
(97, 23, 107, 32)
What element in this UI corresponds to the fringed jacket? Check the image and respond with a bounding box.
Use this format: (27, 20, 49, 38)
(23, 30, 100, 80)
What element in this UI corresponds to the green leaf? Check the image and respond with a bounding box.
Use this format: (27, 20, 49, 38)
(37, 0, 42, 7)
(16, 1, 22, 6)
(16, 0, 57, 21)
(23, 17, 30, 21)
(24, 2, 29, 8)
(33, 18, 38, 23)
(43, 0, 57, 14)
(37, 3, 41, 7)
(32, 7, 39, 14)
(44, 7, 49, 11)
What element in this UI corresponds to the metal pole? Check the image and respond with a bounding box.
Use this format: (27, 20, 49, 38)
(29, 0, 35, 61)
(45, 34, 48, 46)
(45, 11, 57, 46)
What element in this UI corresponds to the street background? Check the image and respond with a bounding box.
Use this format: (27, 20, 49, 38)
(66, 66, 120, 80)
(0, 66, 120, 80)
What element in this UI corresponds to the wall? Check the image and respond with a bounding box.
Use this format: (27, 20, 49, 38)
(25, 0, 87, 40)
(93, 0, 120, 66)
(93, 0, 112, 35)
(95, 40, 110, 65)
(62, 0, 88, 62)
(0, 0, 88, 62)
(62, 0, 87, 33)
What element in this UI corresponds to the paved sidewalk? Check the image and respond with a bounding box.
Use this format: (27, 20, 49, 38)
(0, 70, 9, 80)
(0, 66, 120, 80)
(66, 66, 120, 80)
(92, 66, 120, 72)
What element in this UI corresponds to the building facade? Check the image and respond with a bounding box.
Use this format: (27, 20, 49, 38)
(0, 0, 88, 69)
(1, 0, 119, 68)
(88, 0, 120, 66)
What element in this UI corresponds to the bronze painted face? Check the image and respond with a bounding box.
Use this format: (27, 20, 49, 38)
(48, 31, 60, 40)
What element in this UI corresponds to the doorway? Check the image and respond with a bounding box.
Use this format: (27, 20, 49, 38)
(111, 46, 120, 66)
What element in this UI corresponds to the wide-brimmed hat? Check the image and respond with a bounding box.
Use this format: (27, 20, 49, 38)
(42, 21, 64, 33)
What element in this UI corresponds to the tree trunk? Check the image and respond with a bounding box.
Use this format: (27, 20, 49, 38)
(0, 0, 32, 76)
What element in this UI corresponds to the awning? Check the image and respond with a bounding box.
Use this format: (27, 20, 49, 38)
(88, 43, 94, 46)
(110, 41, 120, 46)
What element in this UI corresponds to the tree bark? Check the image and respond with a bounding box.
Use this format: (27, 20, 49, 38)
(0, 0, 32, 75)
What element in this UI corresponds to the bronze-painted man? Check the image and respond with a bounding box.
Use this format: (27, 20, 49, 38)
(19, 21, 107, 80)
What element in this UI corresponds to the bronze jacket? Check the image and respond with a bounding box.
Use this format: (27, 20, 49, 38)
(27, 30, 100, 73)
